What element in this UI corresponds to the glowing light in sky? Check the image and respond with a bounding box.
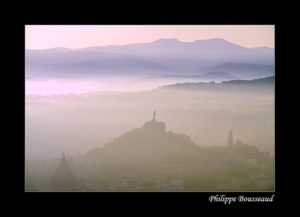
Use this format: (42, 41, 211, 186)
(26, 25, 274, 49)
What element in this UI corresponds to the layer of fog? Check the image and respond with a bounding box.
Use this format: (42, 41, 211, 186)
(25, 77, 274, 160)
(26, 77, 221, 95)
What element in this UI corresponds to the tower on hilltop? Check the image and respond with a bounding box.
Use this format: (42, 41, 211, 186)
(143, 111, 166, 133)
(227, 130, 234, 147)
(152, 110, 156, 122)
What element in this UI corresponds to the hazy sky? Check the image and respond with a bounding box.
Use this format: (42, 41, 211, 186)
(26, 25, 274, 50)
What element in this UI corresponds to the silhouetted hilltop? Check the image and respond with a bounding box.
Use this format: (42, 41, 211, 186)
(84, 112, 271, 174)
(84, 112, 198, 168)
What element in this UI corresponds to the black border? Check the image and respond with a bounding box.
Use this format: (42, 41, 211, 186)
(6, 9, 290, 209)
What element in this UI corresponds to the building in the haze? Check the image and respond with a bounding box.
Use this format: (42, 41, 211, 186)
(50, 153, 77, 191)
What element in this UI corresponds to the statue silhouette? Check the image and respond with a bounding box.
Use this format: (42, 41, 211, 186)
(143, 111, 166, 133)
(152, 110, 156, 121)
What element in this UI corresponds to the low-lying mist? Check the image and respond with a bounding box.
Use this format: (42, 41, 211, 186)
(25, 76, 274, 160)
(26, 76, 215, 95)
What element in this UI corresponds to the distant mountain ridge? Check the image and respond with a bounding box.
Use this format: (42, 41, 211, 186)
(80, 38, 249, 54)
(26, 38, 274, 80)
(159, 76, 274, 91)
(28, 38, 273, 55)
(208, 62, 274, 80)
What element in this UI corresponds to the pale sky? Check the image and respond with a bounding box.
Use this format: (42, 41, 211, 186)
(25, 25, 274, 50)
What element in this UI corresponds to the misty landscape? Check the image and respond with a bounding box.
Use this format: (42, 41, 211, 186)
(25, 29, 274, 192)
